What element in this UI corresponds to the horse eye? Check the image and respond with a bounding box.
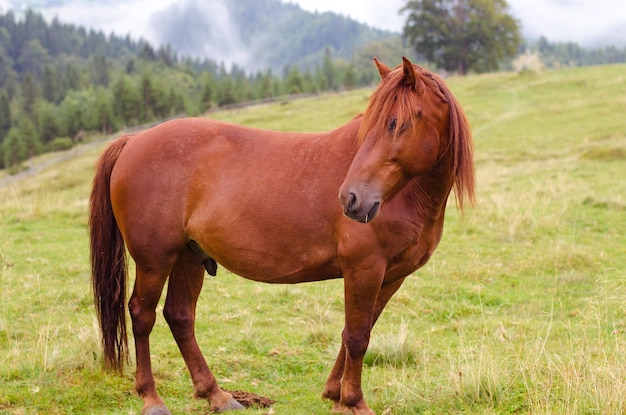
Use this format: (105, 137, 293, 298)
(388, 118, 397, 132)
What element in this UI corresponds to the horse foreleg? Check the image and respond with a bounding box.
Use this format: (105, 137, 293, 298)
(323, 340, 349, 413)
(333, 263, 387, 415)
(128, 266, 171, 415)
(163, 246, 243, 413)
(323, 277, 406, 415)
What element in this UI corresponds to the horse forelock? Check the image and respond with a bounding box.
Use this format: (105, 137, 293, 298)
(359, 69, 415, 144)
(358, 65, 475, 210)
(358, 65, 450, 141)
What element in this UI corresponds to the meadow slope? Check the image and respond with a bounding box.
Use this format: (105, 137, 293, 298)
(1, 64, 625, 414)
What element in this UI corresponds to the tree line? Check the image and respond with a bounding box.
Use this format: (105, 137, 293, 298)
(528, 36, 626, 68)
(0, 9, 383, 170)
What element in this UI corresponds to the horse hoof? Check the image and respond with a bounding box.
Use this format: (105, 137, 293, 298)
(212, 397, 245, 412)
(330, 402, 352, 414)
(141, 404, 172, 415)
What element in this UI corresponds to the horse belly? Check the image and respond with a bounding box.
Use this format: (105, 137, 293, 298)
(185, 150, 347, 283)
(200, 231, 342, 284)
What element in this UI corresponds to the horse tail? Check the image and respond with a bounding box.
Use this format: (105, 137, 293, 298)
(89, 136, 130, 371)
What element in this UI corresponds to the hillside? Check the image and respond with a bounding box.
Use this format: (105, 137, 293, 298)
(150, 0, 399, 71)
(1, 64, 625, 413)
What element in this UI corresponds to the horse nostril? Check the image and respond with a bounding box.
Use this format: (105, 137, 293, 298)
(347, 192, 358, 211)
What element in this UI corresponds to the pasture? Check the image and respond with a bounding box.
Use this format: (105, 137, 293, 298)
(1, 64, 626, 414)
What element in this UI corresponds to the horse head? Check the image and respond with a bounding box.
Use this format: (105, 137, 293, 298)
(339, 57, 473, 223)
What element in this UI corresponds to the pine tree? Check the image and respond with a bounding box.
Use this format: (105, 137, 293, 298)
(19, 115, 40, 161)
(0, 43, 14, 87)
(0, 91, 11, 141)
(217, 76, 236, 107)
(140, 71, 154, 120)
(285, 65, 303, 95)
(42, 65, 57, 102)
(113, 75, 141, 126)
(58, 91, 84, 138)
(322, 47, 336, 90)
(64, 63, 82, 91)
(258, 69, 274, 99)
(91, 55, 110, 87)
(21, 73, 37, 114)
(343, 64, 357, 89)
(17, 39, 50, 77)
(94, 88, 115, 134)
(38, 102, 59, 145)
(2, 127, 25, 168)
(199, 72, 214, 113)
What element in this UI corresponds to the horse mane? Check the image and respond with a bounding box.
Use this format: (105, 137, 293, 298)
(358, 64, 475, 211)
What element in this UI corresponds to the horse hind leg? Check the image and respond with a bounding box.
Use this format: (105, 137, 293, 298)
(128, 262, 173, 415)
(163, 244, 243, 412)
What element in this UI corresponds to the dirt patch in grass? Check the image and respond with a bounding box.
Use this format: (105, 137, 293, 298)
(225, 389, 276, 408)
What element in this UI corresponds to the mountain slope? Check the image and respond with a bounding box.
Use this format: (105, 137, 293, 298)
(145, 0, 398, 71)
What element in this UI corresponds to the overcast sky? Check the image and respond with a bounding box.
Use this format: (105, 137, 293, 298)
(292, 0, 626, 45)
(1, 0, 625, 47)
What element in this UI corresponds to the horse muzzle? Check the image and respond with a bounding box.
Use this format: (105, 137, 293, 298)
(339, 189, 381, 224)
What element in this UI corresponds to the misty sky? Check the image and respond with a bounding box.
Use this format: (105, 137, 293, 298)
(293, 0, 626, 45)
(1, 0, 625, 48)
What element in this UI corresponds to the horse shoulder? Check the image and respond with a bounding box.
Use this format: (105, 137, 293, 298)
(374, 190, 447, 278)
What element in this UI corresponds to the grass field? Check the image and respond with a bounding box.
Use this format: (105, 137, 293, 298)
(1, 64, 625, 414)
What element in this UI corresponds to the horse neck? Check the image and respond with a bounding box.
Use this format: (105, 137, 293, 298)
(329, 116, 363, 153)
(402, 151, 456, 219)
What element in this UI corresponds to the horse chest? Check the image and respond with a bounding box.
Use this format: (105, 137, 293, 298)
(381, 215, 442, 280)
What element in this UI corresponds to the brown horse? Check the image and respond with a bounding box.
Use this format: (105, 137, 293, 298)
(89, 57, 474, 415)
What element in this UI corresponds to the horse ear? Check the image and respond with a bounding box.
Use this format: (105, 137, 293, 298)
(402, 56, 425, 95)
(373, 57, 391, 79)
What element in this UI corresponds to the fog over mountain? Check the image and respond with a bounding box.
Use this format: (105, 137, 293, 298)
(149, 1, 253, 67)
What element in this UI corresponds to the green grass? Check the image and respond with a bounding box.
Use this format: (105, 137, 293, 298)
(1, 64, 626, 414)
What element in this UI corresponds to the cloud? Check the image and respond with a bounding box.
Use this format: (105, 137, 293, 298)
(32, 0, 174, 43)
(292, 0, 406, 31)
(508, 0, 626, 45)
(149, 0, 259, 68)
